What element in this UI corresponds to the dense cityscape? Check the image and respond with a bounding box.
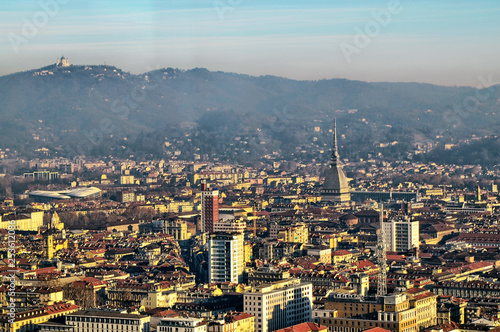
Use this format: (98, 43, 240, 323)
(2, 0, 500, 331)
(1, 119, 500, 332)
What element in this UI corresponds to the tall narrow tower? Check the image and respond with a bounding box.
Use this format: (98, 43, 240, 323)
(321, 119, 351, 203)
(201, 181, 219, 233)
(44, 234, 54, 259)
(377, 204, 387, 297)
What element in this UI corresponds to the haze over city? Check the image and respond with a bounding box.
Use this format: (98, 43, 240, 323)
(3, 2, 500, 332)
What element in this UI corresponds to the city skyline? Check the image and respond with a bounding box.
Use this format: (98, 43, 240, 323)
(1, 0, 500, 86)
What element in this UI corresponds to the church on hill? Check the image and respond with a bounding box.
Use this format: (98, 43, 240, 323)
(56, 55, 70, 67)
(321, 119, 351, 203)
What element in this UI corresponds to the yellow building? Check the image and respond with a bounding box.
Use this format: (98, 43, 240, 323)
(0, 286, 64, 308)
(321, 294, 417, 332)
(141, 290, 178, 309)
(0, 210, 44, 231)
(208, 312, 255, 332)
(332, 250, 353, 264)
(167, 219, 188, 240)
(50, 212, 65, 231)
(244, 242, 253, 263)
(0, 302, 79, 332)
(407, 288, 438, 330)
(54, 239, 68, 252)
(322, 289, 437, 332)
(277, 223, 309, 244)
(45, 235, 54, 259)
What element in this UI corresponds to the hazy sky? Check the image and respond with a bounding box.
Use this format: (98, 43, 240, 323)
(1, 0, 499, 86)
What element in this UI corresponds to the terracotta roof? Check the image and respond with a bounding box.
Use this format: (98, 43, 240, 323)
(333, 250, 351, 256)
(363, 328, 392, 332)
(274, 322, 328, 332)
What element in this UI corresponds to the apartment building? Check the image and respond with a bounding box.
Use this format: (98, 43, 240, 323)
(40, 310, 151, 332)
(383, 216, 419, 252)
(209, 232, 244, 284)
(244, 278, 313, 332)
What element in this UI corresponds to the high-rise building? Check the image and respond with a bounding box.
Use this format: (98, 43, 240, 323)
(201, 182, 219, 233)
(383, 216, 419, 252)
(208, 232, 244, 284)
(243, 278, 313, 332)
(321, 119, 351, 203)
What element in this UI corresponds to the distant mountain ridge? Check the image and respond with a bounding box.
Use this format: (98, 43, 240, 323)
(0, 63, 499, 164)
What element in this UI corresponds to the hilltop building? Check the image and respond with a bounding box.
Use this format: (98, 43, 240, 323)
(56, 56, 70, 67)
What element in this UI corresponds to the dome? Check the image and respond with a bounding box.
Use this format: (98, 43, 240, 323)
(323, 165, 349, 191)
(321, 119, 351, 203)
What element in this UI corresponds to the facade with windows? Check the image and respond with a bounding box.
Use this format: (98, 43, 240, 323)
(157, 317, 207, 332)
(209, 232, 244, 284)
(59, 310, 150, 332)
(201, 187, 219, 233)
(243, 278, 313, 332)
(383, 217, 419, 252)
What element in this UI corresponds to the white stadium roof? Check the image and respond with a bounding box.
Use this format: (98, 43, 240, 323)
(28, 187, 102, 200)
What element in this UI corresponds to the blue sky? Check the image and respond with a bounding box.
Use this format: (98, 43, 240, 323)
(1, 0, 499, 86)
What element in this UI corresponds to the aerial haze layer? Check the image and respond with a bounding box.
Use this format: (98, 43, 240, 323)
(2, 0, 500, 86)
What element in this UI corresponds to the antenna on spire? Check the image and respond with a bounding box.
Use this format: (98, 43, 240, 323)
(331, 118, 339, 165)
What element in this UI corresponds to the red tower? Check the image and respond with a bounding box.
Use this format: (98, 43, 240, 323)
(201, 184, 219, 233)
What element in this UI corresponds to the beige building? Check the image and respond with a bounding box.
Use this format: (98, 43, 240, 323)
(383, 216, 419, 252)
(119, 174, 135, 185)
(214, 219, 246, 233)
(244, 278, 313, 332)
(306, 245, 332, 265)
(167, 219, 188, 240)
(158, 317, 207, 332)
(247, 267, 291, 286)
(321, 289, 438, 332)
(321, 294, 416, 332)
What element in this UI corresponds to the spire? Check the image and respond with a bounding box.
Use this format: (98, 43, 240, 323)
(331, 118, 339, 165)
